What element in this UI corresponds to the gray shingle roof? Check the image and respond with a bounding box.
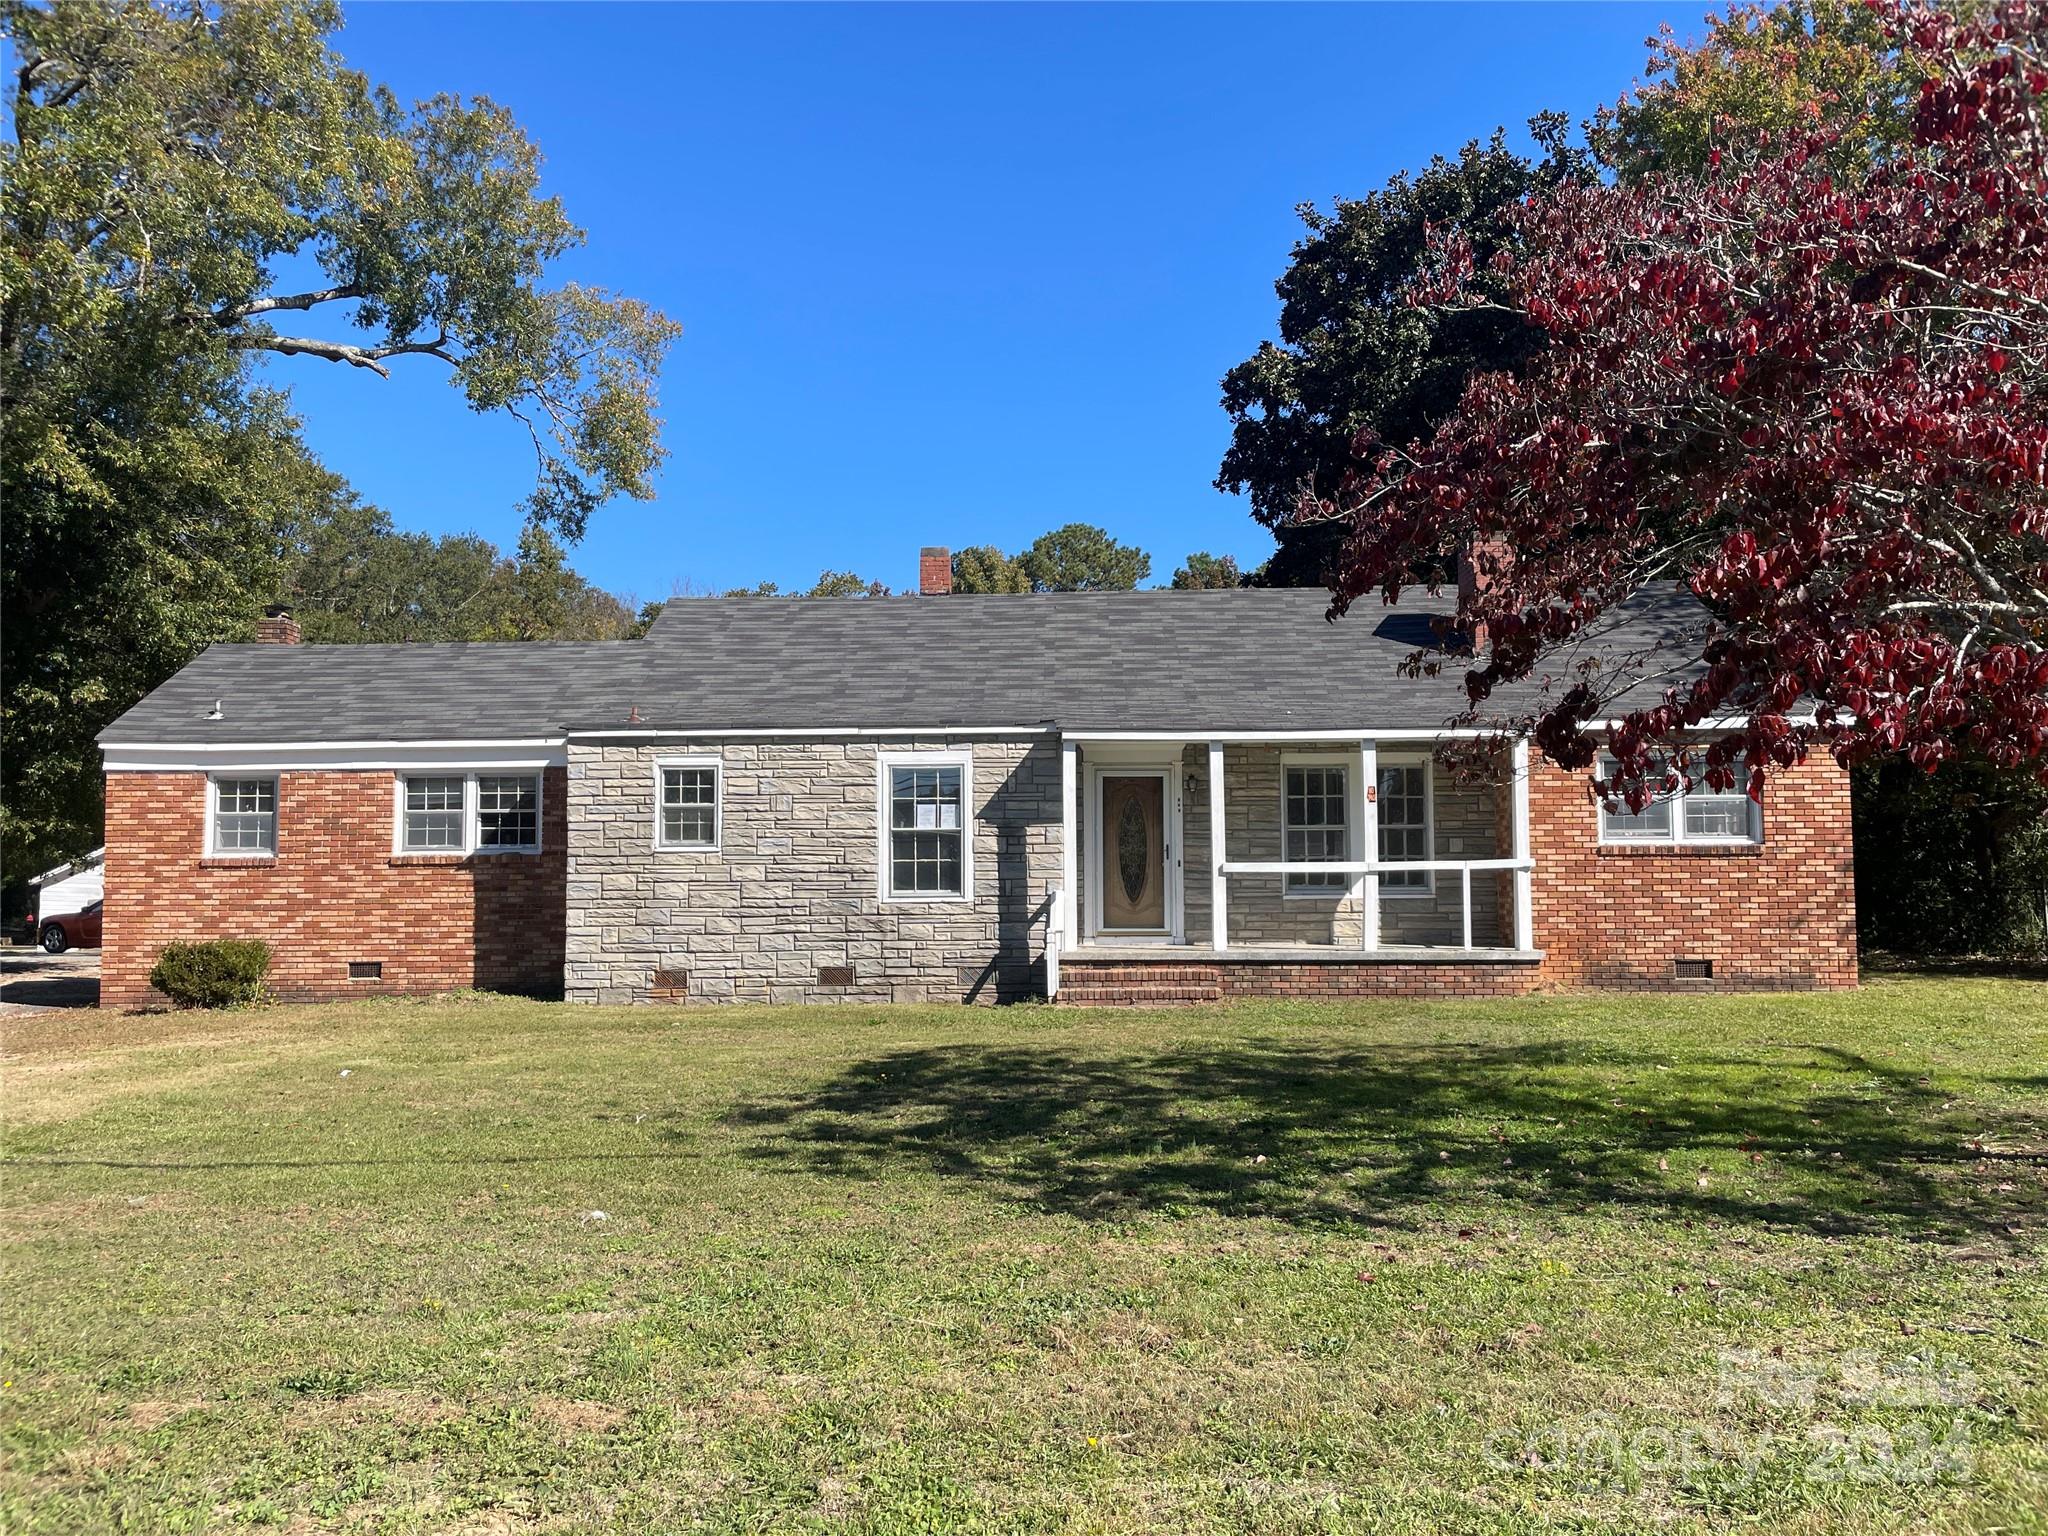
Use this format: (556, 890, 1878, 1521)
(99, 585, 1712, 744)
(97, 640, 632, 744)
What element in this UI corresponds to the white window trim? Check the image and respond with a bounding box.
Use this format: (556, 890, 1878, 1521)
(652, 755, 722, 852)
(876, 749, 975, 904)
(205, 773, 278, 858)
(1374, 753, 1436, 898)
(1595, 757, 1764, 847)
(1279, 752, 1366, 902)
(390, 771, 544, 857)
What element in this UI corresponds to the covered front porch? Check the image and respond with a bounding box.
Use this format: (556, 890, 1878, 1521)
(1042, 731, 1539, 1001)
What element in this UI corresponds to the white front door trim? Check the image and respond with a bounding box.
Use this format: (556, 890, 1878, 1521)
(1084, 756, 1184, 945)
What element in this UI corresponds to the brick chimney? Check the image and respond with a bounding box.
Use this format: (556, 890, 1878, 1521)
(919, 546, 952, 596)
(1456, 538, 1509, 653)
(255, 604, 302, 645)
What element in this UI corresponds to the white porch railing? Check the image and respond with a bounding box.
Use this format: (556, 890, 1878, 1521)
(1061, 734, 1538, 959)
(1216, 856, 1534, 951)
(1043, 887, 1063, 999)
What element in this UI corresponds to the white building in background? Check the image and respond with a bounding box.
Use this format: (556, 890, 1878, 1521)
(30, 847, 104, 919)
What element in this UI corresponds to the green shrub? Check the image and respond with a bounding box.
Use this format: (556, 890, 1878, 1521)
(149, 939, 272, 1008)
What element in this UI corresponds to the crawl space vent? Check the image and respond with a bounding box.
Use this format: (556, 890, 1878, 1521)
(1674, 958, 1714, 981)
(348, 961, 382, 981)
(817, 965, 856, 987)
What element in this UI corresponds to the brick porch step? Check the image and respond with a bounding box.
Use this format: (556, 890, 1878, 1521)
(1056, 962, 1225, 1006)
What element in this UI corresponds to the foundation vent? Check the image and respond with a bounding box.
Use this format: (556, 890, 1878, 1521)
(817, 965, 856, 987)
(348, 961, 383, 981)
(1674, 957, 1714, 981)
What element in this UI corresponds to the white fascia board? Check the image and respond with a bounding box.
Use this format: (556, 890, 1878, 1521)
(1594, 714, 1820, 731)
(566, 725, 1056, 740)
(102, 740, 568, 772)
(1060, 727, 1515, 743)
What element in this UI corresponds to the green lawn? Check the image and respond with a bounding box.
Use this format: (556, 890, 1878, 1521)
(3, 981, 2045, 1535)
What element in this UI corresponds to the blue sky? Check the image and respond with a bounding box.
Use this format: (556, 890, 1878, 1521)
(284, 1, 1680, 600)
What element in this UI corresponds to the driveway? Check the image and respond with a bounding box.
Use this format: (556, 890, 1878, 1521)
(1, 944, 100, 1012)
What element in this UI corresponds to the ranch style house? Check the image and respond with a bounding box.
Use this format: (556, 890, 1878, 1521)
(95, 549, 1857, 1007)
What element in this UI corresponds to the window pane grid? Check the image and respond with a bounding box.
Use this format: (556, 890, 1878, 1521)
(1377, 764, 1429, 890)
(213, 778, 276, 853)
(1602, 797, 1675, 839)
(477, 775, 539, 849)
(659, 767, 717, 847)
(403, 776, 465, 850)
(888, 765, 964, 895)
(1684, 792, 1751, 840)
(1599, 758, 1758, 844)
(1285, 766, 1349, 892)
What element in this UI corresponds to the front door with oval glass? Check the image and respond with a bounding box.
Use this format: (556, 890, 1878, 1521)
(1098, 774, 1168, 933)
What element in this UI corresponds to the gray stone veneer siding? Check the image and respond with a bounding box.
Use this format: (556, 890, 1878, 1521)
(566, 736, 1061, 1004)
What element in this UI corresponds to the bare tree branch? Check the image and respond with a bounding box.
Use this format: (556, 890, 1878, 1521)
(224, 330, 457, 378)
(207, 284, 365, 327)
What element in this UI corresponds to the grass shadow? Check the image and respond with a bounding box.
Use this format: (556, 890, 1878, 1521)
(723, 1037, 2040, 1242)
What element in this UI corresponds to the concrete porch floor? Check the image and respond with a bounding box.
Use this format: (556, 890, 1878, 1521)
(1070, 943, 1545, 965)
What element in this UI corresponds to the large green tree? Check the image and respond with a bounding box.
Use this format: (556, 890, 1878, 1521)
(719, 572, 892, 598)
(1216, 123, 1584, 587)
(1223, 5, 1914, 591)
(4, 374, 339, 877)
(1170, 552, 1243, 590)
(950, 544, 1031, 595)
(801, 571, 891, 598)
(1595, 0, 1914, 180)
(1, 0, 677, 875)
(283, 502, 636, 643)
(1016, 523, 1151, 592)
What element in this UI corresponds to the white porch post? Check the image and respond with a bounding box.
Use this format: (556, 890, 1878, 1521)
(1060, 738, 1080, 951)
(1207, 740, 1228, 951)
(1358, 738, 1380, 950)
(1511, 736, 1534, 951)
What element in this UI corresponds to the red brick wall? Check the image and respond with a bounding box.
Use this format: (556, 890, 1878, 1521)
(1215, 960, 1541, 997)
(1059, 959, 1542, 1004)
(102, 769, 567, 1008)
(1528, 753, 1858, 990)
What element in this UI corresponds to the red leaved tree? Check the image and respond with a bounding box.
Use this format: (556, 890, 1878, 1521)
(1308, 0, 2048, 802)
